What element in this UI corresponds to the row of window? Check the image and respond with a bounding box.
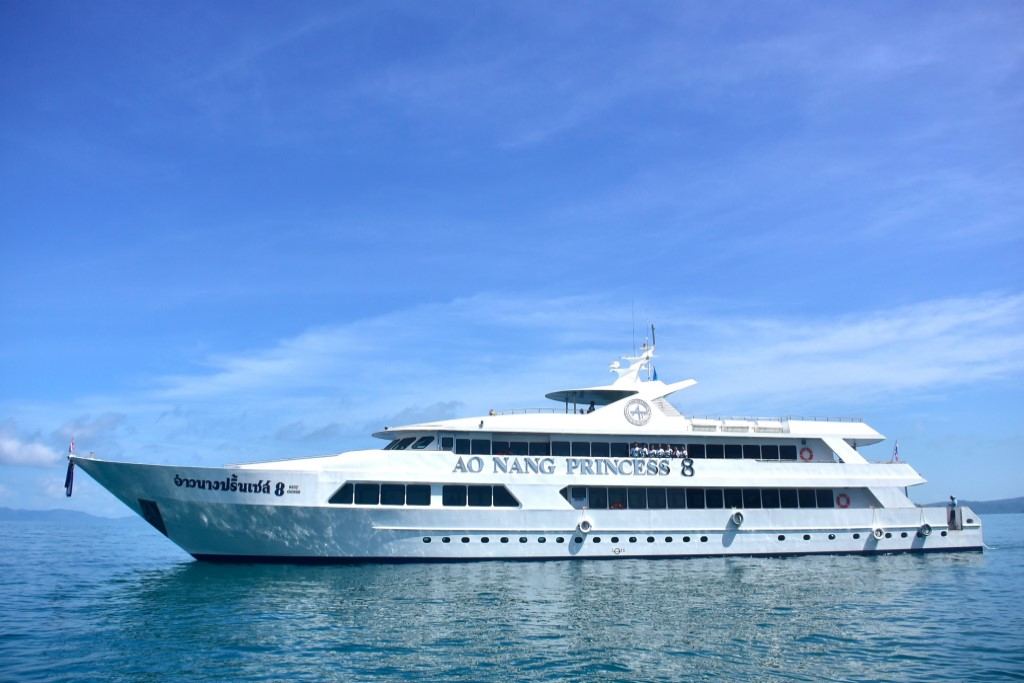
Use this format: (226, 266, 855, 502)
(421, 530, 948, 544)
(384, 436, 435, 450)
(560, 486, 837, 510)
(328, 483, 520, 508)
(446, 438, 804, 461)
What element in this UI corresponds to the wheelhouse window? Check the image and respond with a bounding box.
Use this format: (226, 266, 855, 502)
(411, 436, 435, 450)
(440, 436, 454, 451)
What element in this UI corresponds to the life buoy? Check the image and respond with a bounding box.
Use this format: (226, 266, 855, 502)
(731, 511, 744, 526)
(578, 519, 593, 533)
(919, 523, 932, 537)
(835, 493, 851, 508)
(799, 447, 813, 461)
(872, 527, 884, 540)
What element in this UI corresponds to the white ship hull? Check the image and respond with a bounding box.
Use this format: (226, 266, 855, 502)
(74, 457, 983, 562)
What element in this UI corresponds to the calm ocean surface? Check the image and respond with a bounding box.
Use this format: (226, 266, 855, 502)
(1, 514, 1022, 682)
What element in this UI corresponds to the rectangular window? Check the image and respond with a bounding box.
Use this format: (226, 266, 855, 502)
(569, 486, 588, 508)
(667, 488, 687, 509)
(780, 445, 798, 461)
(440, 436, 454, 451)
(455, 438, 470, 455)
(493, 486, 518, 507)
(798, 489, 817, 508)
(471, 439, 490, 455)
(411, 436, 434, 450)
(686, 488, 706, 509)
(816, 489, 835, 508)
(780, 488, 799, 508)
(706, 444, 724, 459)
(442, 485, 467, 506)
(529, 442, 550, 456)
(608, 487, 627, 510)
(610, 442, 629, 457)
(761, 445, 779, 460)
(552, 441, 570, 457)
(742, 489, 761, 508)
(355, 483, 380, 505)
(724, 488, 743, 508)
(761, 488, 780, 508)
(687, 444, 706, 458)
(380, 484, 405, 505)
(589, 487, 608, 509)
(510, 442, 529, 456)
(627, 488, 647, 510)
(491, 440, 510, 455)
(591, 442, 610, 458)
(647, 487, 667, 509)
(329, 483, 353, 505)
(468, 485, 492, 507)
(743, 444, 760, 459)
(724, 444, 742, 459)
(406, 485, 431, 506)
(705, 489, 724, 508)
(571, 442, 590, 457)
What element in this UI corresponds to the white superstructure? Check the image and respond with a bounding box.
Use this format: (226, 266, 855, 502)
(72, 337, 983, 562)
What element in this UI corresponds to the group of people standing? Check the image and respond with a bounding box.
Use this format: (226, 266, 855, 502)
(630, 443, 688, 458)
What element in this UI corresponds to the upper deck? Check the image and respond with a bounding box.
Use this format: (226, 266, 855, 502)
(373, 335, 884, 446)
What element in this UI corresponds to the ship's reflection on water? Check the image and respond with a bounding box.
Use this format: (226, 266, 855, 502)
(99, 548, 996, 682)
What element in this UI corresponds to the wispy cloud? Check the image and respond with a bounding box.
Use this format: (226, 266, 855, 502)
(0, 429, 61, 467)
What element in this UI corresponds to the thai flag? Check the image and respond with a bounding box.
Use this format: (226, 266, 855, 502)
(892, 441, 899, 463)
(64, 438, 75, 497)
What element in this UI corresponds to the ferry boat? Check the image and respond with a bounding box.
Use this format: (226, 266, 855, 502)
(69, 336, 983, 562)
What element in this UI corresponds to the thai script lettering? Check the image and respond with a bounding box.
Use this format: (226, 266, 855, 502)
(173, 473, 286, 496)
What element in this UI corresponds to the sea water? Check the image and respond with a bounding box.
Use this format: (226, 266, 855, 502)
(1, 514, 1022, 682)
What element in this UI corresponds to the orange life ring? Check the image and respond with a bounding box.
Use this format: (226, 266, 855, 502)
(836, 493, 851, 508)
(799, 447, 813, 461)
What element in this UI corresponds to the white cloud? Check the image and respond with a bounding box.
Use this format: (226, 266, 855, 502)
(148, 291, 1024, 418)
(0, 430, 61, 467)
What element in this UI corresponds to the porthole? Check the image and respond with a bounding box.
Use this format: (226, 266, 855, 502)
(967, 518, 974, 524)
(665, 536, 673, 543)
(538, 537, 547, 543)
(778, 535, 786, 541)
(442, 537, 451, 543)
(556, 537, 565, 543)
(574, 536, 583, 543)
(683, 536, 691, 543)
(422, 537, 431, 543)
(828, 533, 836, 540)
(700, 536, 708, 543)
(901, 532, 908, 538)
(853, 533, 861, 540)
(941, 531, 948, 537)
(610, 536, 619, 543)
(593, 537, 602, 543)
(481, 537, 489, 543)
(500, 537, 509, 543)
(629, 536, 637, 543)
(647, 536, 655, 543)
(461, 537, 470, 543)
(885, 532, 892, 539)
(803, 534, 811, 541)
(519, 537, 528, 543)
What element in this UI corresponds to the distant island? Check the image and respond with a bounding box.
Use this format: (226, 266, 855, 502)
(0, 507, 116, 522)
(923, 496, 1024, 515)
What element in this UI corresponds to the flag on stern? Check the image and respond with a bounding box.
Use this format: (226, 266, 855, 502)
(891, 441, 899, 463)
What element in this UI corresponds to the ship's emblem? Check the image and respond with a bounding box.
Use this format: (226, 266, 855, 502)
(624, 398, 652, 426)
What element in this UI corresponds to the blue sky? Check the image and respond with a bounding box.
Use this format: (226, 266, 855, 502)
(1, 2, 1022, 515)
